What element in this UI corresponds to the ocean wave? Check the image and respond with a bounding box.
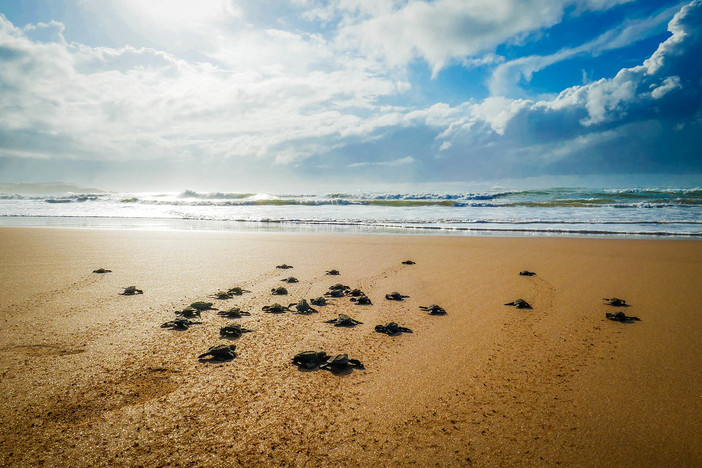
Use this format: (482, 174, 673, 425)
(178, 189, 256, 199)
(3, 194, 700, 208)
(4, 186, 701, 207)
(3, 214, 699, 237)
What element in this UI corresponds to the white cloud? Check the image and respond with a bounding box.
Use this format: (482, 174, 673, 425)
(0, 11, 422, 165)
(337, 0, 566, 76)
(488, 4, 680, 97)
(347, 156, 415, 167)
(434, 0, 702, 169)
(469, 97, 531, 134)
(1, 0, 700, 185)
(651, 75, 682, 98)
(329, 0, 639, 77)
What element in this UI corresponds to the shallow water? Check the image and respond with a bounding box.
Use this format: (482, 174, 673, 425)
(1, 187, 701, 238)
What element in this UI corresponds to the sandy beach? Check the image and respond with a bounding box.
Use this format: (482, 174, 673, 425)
(0, 227, 700, 467)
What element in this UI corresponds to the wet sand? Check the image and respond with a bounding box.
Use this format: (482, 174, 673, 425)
(0, 227, 701, 467)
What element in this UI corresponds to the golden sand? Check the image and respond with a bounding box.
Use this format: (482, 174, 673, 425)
(0, 227, 700, 466)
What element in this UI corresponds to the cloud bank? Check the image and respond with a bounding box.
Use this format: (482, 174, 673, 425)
(0, 0, 700, 189)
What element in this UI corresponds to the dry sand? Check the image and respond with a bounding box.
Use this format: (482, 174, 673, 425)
(0, 227, 700, 467)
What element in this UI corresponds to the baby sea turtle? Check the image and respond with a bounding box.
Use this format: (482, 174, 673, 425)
(310, 297, 330, 306)
(324, 314, 363, 327)
(217, 307, 251, 318)
(292, 351, 329, 369)
(385, 291, 409, 301)
(271, 287, 288, 295)
(346, 288, 365, 297)
(504, 299, 532, 309)
(198, 344, 237, 361)
(402, 260, 416, 265)
(602, 298, 628, 307)
(605, 311, 641, 323)
(190, 301, 216, 311)
(375, 322, 413, 336)
(326, 270, 340, 276)
(419, 304, 447, 315)
(219, 324, 254, 338)
(92, 268, 112, 274)
(289, 299, 318, 314)
(120, 286, 143, 295)
(227, 287, 251, 295)
(281, 277, 299, 284)
(320, 354, 364, 372)
(519, 270, 536, 276)
(176, 307, 201, 318)
(262, 303, 290, 313)
(350, 295, 372, 305)
(161, 318, 202, 331)
(276, 264, 293, 269)
(324, 289, 346, 298)
(210, 291, 233, 300)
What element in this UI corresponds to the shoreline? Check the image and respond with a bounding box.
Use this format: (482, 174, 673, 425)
(1, 215, 700, 239)
(1, 227, 701, 466)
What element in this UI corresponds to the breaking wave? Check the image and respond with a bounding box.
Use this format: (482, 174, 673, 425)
(1, 186, 701, 238)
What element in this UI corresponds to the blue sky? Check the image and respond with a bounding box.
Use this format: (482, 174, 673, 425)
(0, 0, 700, 191)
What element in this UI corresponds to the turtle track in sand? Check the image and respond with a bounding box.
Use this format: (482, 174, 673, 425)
(0, 274, 102, 316)
(390, 272, 619, 466)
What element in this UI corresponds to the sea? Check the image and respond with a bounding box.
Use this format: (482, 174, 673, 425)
(1, 187, 701, 238)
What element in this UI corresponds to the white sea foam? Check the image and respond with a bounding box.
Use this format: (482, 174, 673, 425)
(0, 187, 700, 237)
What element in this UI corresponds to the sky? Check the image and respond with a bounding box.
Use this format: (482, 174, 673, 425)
(0, 0, 700, 191)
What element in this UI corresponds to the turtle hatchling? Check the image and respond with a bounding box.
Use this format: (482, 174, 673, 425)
(419, 304, 447, 315)
(402, 260, 416, 265)
(350, 295, 372, 305)
(324, 314, 363, 327)
(92, 268, 112, 274)
(262, 303, 290, 313)
(292, 351, 329, 369)
(602, 298, 628, 307)
(324, 289, 346, 298)
(504, 299, 532, 309)
(120, 286, 143, 296)
(161, 318, 202, 331)
(281, 277, 299, 284)
(385, 291, 409, 301)
(326, 269, 340, 276)
(217, 307, 251, 318)
(310, 297, 330, 306)
(605, 311, 641, 323)
(289, 299, 318, 314)
(519, 270, 536, 276)
(176, 307, 201, 318)
(210, 291, 233, 300)
(219, 324, 254, 338)
(227, 287, 251, 295)
(375, 322, 412, 336)
(190, 301, 217, 311)
(198, 345, 237, 361)
(320, 354, 364, 372)
(271, 287, 288, 295)
(276, 264, 293, 269)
